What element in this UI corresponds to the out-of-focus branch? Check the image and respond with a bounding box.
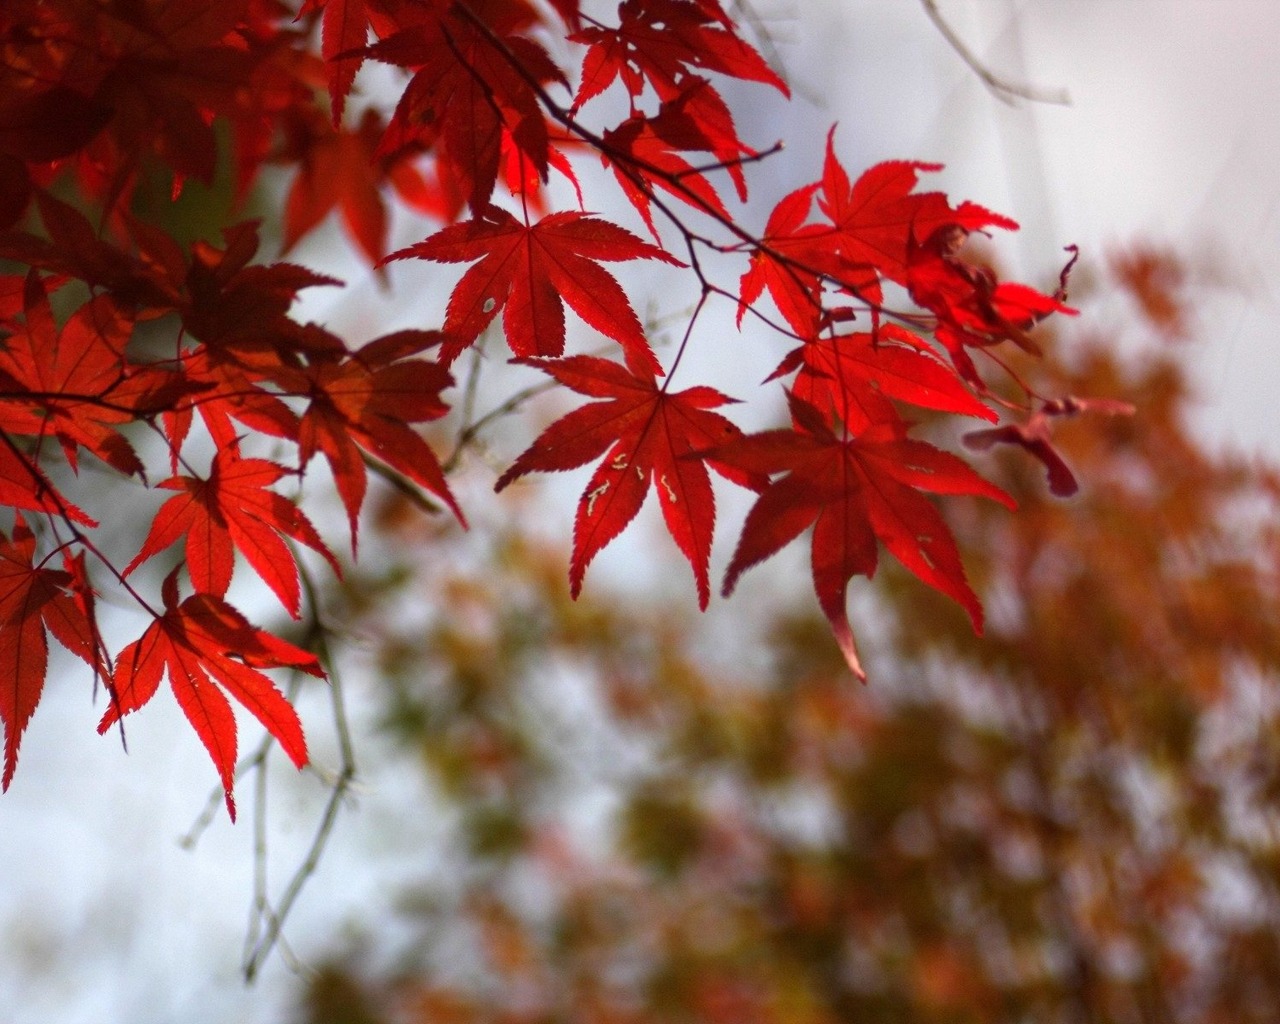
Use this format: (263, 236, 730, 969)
(920, 0, 1070, 106)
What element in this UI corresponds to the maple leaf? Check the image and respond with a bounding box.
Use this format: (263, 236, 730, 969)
(78, 0, 265, 200)
(0, 439, 96, 527)
(180, 221, 344, 356)
(495, 356, 764, 609)
(570, 0, 788, 109)
(0, 192, 180, 312)
(737, 182, 828, 335)
(601, 80, 750, 238)
(124, 443, 340, 618)
(298, 0, 369, 125)
(0, 273, 183, 477)
(707, 393, 1014, 678)
(0, 515, 100, 790)
(98, 571, 323, 820)
(288, 329, 465, 549)
(907, 227, 1076, 369)
(769, 324, 997, 434)
(386, 208, 680, 374)
(964, 395, 1135, 498)
(363, 10, 565, 212)
(815, 133, 1018, 286)
(280, 108, 438, 267)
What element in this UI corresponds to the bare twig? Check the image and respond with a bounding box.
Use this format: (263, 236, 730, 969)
(241, 564, 358, 982)
(920, 0, 1070, 107)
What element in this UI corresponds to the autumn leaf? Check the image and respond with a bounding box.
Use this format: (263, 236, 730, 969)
(708, 393, 1014, 678)
(601, 80, 749, 238)
(816, 133, 1017, 285)
(363, 10, 565, 212)
(495, 356, 764, 609)
(386, 209, 681, 374)
(738, 182, 828, 335)
(570, 0, 788, 109)
(280, 108, 438, 267)
(299, 0, 369, 125)
(124, 443, 340, 617)
(0, 272, 183, 477)
(0, 515, 100, 790)
(98, 571, 323, 820)
(289, 329, 464, 549)
(770, 324, 997, 434)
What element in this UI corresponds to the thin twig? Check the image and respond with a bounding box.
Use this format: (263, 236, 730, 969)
(920, 0, 1070, 107)
(241, 564, 358, 982)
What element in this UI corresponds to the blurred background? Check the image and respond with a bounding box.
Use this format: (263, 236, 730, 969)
(2, 2, 1279, 1021)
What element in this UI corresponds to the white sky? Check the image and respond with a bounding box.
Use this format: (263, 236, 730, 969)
(2, 3, 1278, 1021)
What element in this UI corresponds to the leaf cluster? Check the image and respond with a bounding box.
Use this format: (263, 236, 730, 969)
(0, 1, 1092, 822)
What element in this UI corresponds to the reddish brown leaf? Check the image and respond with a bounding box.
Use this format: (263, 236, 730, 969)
(964, 395, 1135, 498)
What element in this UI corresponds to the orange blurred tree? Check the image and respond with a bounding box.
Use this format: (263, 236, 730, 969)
(293, 251, 1280, 1023)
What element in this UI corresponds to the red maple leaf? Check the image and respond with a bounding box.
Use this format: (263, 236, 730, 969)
(0, 273, 181, 477)
(815, 133, 1017, 286)
(0, 515, 100, 790)
(98, 571, 323, 820)
(495, 355, 764, 608)
(0, 192, 180, 312)
(363, 9, 565, 212)
(769, 323, 997, 434)
(298, 0, 369, 125)
(707, 393, 1014, 678)
(280, 108, 436, 267)
(737, 182, 830, 336)
(180, 221, 343, 355)
(0, 439, 96, 528)
(907, 227, 1076, 372)
(124, 443, 339, 618)
(287, 329, 464, 549)
(601, 80, 750, 238)
(570, 0, 787, 109)
(387, 208, 680, 374)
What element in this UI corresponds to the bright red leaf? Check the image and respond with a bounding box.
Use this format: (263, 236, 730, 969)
(299, 0, 369, 125)
(495, 356, 764, 609)
(387, 208, 681, 374)
(364, 9, 565, 212)
(708, 393, 1014, 678)
(0, 273, 180, 477)
(816, 134, 1017, 285)
(570, 0, 788, 109)
(770, 323, 997, 434)
(98, 571, 323, 820)
(0, 515, 100, 790)
(124, 443, 340, 618)
(288, 329, 464, 549)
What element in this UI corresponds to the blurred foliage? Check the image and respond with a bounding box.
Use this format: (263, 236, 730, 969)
(292, 251, 1280, 1023)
